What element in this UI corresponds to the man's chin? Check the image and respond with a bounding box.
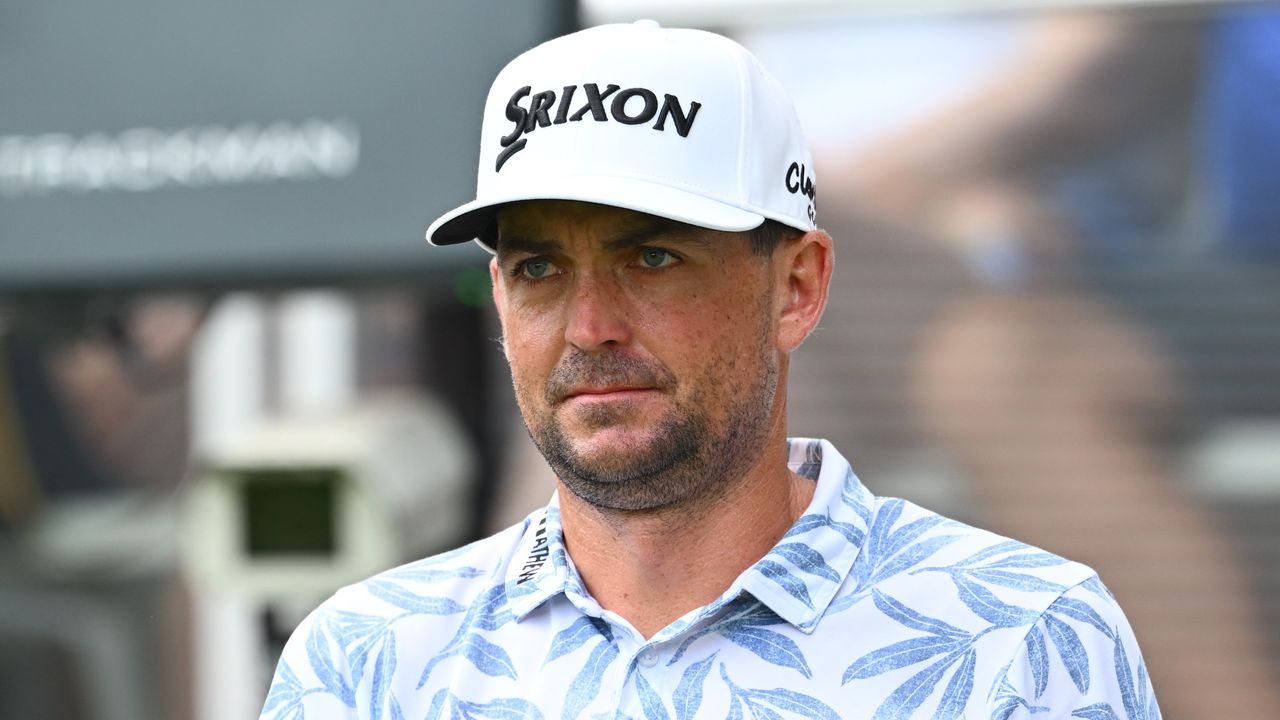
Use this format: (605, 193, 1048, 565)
(559, 425, 666, 463)
(538, 420, 693, 482)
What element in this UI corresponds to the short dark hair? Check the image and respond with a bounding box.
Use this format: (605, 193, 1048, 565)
(746, 219, 805, 257)
(479, 216, 499, 250)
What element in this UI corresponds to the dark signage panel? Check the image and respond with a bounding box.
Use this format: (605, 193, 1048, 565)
(0, 2, 565, 291)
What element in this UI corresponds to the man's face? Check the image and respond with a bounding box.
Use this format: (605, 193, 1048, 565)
(491, 201, 786, 513)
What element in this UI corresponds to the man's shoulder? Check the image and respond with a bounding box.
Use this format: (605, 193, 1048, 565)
(822, 496, 1152, 719)
(847, 495, 1102, 621)
(262, 513, 546, 718)
(311, 510, 539, 624)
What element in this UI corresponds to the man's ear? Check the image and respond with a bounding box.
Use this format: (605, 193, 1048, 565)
(489, 257, 510, 359)
(776, 229, 834, 353)
(489, 257, 503, 305)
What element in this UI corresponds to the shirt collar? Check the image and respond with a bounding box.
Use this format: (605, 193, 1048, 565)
(505, 438, 874, 631)
(506, 494, 578, 621)
(738, 438, 873, 632)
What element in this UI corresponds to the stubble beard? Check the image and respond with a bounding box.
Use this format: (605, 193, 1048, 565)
(516, 337, 779, 516)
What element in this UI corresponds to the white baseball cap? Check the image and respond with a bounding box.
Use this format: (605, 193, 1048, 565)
(426, 19, 817, 250)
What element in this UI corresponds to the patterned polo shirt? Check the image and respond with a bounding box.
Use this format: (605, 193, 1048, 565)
(262, 438, 1160, 720)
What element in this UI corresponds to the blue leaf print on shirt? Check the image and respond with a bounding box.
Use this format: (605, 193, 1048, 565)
(988, 668, 1050, 720)
(842, 635, 969, 684)
(1044, 614, 1090, 694)
(747, 688, 841, 720)
(992, 696, 1033, 720)
(945, 540, 1068, 570)
(370, 633, 398, 720)
(869, 499, 907, 552)
(1049, 596, 1116, 641)
(323, 611, 395, 692)
(326, 609, 393, 648)
(772, 542, 841, 584)
(1025, 626, 1050, 698)
(634, 671, 671, 720)
(841, 503, 964, 599)
(545, 616, 604, 664)
(783, 514, 864, 548)
(877, 514, 949, 561)
(673, 653, 717, 720)
(305, 619, 355, 707)
(726, 699, 745, 720)
(1071, 704, 1122, 720)
(841, 469, 876, 529)
(933, 543, 1069, 585)
(471, 584, 517, 631)
(952, 575, 1040, 627)
(1137, 658, 1158, 720)
(870, 534, 965, 586)
(952, 539, 1028, 568)
(756, 559, 815, 609)
(1114, 630, 1144, 720)
(461, 633, 517, 679)
(872, 590, 970, 639)
(417, 584, 517, 688)
(368, 580, 467, 616)
(455, 697, 545, 720)
(426, 689, 449, 720)
(667, 601, 784, 666)
(932, 648, 976, 720)
(563, 637, 621, 720)
(422, 622, 517, 681)
(966, 569, 1067, 595)
(722, 624, 813, 678)
(262, 661, 307, 720)
(384, 565, 487, 584)
(982, 552, 1070, 571)
(720, 664, 841, 720)
(1081, 576, 1115, 603)
(871, 650, 967, 720)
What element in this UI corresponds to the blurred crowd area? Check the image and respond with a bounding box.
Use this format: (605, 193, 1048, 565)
(2, 2, 1279, 719)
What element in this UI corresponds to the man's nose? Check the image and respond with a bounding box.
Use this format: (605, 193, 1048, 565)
(564, 273, 631, 352)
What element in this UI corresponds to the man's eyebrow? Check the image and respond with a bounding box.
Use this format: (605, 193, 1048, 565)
(496, 221, 712, 257)
(494, 235, 558, 258)
(602, 220, 710, 252)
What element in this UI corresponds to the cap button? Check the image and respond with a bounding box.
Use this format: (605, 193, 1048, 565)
(633, 19, 660, 30)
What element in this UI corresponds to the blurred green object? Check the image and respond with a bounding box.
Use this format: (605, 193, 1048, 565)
(453, 267, 493, 308)
(240, 469, 341, 557)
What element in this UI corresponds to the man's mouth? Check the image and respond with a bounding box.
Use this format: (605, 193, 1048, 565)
(565, 386, 655, 399)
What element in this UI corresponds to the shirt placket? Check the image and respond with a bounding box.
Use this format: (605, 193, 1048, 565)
(613, 632, 677, 719)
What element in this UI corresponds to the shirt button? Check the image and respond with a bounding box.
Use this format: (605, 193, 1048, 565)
(638, 648, 659, 668)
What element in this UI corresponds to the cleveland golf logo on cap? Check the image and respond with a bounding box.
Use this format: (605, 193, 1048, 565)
(496, 83, 703, 171)
(785, 161, 817, 222)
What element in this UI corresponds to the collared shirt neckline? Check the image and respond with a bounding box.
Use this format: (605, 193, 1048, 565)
(503, 438, 874, 635)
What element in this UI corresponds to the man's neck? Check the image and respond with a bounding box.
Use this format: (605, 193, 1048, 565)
(556, 436, 816, 640)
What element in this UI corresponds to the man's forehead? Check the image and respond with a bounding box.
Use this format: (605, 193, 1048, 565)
(494, 201, 717, 254)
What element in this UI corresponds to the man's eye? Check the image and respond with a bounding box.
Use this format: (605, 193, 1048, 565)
(639, 248, 678, 268)
(519, 259, 556, 279)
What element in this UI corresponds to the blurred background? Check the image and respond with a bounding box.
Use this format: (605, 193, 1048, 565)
(1, 1, 1277, 718)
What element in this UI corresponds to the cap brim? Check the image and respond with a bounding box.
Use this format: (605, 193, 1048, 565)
(426, 175, 766, 251)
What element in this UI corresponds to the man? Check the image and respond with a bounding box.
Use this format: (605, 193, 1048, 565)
(262, 21, 1158, 719)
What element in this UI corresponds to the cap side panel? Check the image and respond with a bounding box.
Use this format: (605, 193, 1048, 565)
(733, 43, 751, 209)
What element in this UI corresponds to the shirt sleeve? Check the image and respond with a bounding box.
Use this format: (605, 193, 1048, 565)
(259, 598, 362, 720)
(993, 577, 1161, 720)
